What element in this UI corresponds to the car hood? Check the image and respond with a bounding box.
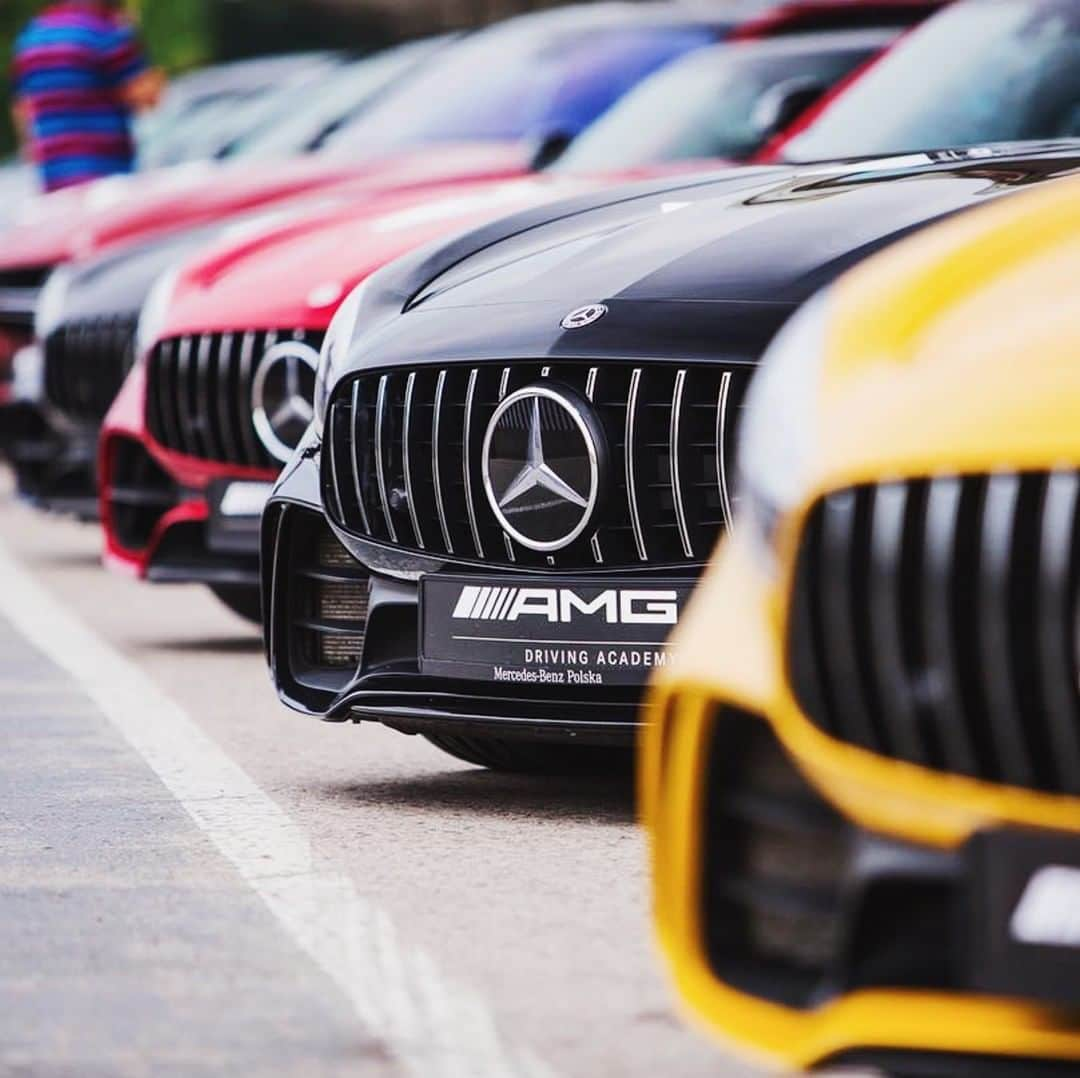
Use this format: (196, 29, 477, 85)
(340, 146, 1080, 372)
(159, 174, 633, 337)
(413, 152, 1080, 312)
(0, 142, 532, 272)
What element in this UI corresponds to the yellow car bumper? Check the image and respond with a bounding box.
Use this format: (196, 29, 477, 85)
(642, 530, 1080, 1072)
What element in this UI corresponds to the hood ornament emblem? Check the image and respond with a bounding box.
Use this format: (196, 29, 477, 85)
(561, 303, 608, 330)
(251, 340, 320, 463)
(482, 384, 604, 552)
(498, 397, 589, 512)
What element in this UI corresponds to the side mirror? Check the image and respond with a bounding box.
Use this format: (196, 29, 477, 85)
(751, 78, 828, 142)
(528, 129, 574, 171)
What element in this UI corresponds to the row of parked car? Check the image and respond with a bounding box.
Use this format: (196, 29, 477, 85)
(1, 0, 1079, 1072)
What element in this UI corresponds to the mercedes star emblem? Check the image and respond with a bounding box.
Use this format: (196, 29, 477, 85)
(482, 384, 604, 552)
(560, 303, 608, 330)
(251, 339, 321, 463)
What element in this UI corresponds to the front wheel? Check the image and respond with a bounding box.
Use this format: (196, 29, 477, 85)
(423, 732, 631, 774)
(208, 584, 262, 625)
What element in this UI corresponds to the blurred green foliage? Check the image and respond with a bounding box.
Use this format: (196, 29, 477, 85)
(1, 0, 214, 158)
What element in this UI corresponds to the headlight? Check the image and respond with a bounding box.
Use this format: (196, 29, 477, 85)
(313, 280, 367, 436)
(135, 266, 181, 361)
(738, 290, 831, 563)
(34, 266, 71, 340)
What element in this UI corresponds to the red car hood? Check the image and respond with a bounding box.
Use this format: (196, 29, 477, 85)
(159, 174, 609, 337)
(157, 159, 736, 338)
(0, 143, 532, 271)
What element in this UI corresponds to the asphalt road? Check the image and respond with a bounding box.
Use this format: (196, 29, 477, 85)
(0, 470, 777, 1078)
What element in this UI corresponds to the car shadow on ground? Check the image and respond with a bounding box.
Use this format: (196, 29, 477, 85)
(327, 762, 637, 826)
(139, 634, 264, 654)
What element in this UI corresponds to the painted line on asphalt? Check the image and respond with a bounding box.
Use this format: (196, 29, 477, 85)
(0, 534, 556, 1078)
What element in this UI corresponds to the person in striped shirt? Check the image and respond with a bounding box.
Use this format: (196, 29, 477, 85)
(11, 0, 163, 192)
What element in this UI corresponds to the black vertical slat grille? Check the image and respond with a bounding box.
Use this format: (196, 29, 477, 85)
(43, 315, 139, 423)
(145, 329, 323, 467)
(788, 473, 1080, 796)
(323, 360, 751, 571)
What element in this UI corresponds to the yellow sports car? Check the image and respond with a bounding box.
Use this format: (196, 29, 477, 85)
(642, 175, 1080, 1075)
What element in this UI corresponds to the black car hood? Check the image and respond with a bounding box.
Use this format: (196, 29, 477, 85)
(412, 150, 1080, 313)
(57, 223, 227, 325)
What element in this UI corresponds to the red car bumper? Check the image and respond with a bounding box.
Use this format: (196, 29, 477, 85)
(99, 361, 275, 587)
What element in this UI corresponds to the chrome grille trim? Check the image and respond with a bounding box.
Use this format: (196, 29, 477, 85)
(402, 371, 424, 550)
(463, 368, 484, 559)
(348, 381, 370, 534)
(374, 374, 397, 543)
(196, 334, 217, 460)
(217, 334, 242, 463)
(237, 331, 262, 464)
(176, 337, 196, 456)
(625, 367, 647, 563)
(432, 369, 454, 554)
(670, 368, 693, 559)
(716, 371, 733, 528)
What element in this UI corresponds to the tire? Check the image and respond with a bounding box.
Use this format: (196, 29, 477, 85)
(423, 732, 632, 774)
(208, 584, 263, 625)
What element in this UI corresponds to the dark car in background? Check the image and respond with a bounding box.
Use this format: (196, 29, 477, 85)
(0, 2, 735, 509)
(69, 23, 902, 617)
(262, 143, 1080, 772)
(5, 1, 927, 530)
(765, 0, 1080, 162)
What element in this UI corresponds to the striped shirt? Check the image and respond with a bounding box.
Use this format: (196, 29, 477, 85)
(12, 1, 148, 192)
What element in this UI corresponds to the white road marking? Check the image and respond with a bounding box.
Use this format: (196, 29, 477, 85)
(0, 535, 556, 1078)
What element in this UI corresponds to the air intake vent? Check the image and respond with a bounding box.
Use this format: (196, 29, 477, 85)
(323, 360, 750, 571)
(702, 710, 849, 1008)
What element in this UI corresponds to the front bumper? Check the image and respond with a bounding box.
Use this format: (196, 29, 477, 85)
(263, 450, 651, 744)
(642, 532, 1080, 1072)
(99, 361, 272, 587)
(1, 400, 98, 518)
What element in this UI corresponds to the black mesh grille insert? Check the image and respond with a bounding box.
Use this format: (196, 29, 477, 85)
(702, 710, 850, 1008)
(788, 473, 1080, 797)
(44, 315, 138, 423)
(145, 329, 323, 468)
(285, 510, 369, 673)
(323, 360, 750, 571)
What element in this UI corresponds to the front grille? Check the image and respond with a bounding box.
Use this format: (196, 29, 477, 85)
(703, 709, 850, 1008)
(323, 360, 750, 571)
(789, 472, 1080, 797)
(44, 315, 138, 423)
(145, 329, 323, 468)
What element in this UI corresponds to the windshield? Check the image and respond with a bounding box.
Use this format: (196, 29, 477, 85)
(781, 0, 1080, 162)
(227, 41, 444, 160)
(554, 34, 886, 172)
(323, 21, 715, 154)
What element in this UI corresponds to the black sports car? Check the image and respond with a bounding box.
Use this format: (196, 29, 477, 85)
(263, 143, 1080, 771)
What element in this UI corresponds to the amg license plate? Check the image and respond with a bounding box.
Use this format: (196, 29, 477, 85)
(419, 575, 692, 687)
(968, 828, 1080, 1007)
